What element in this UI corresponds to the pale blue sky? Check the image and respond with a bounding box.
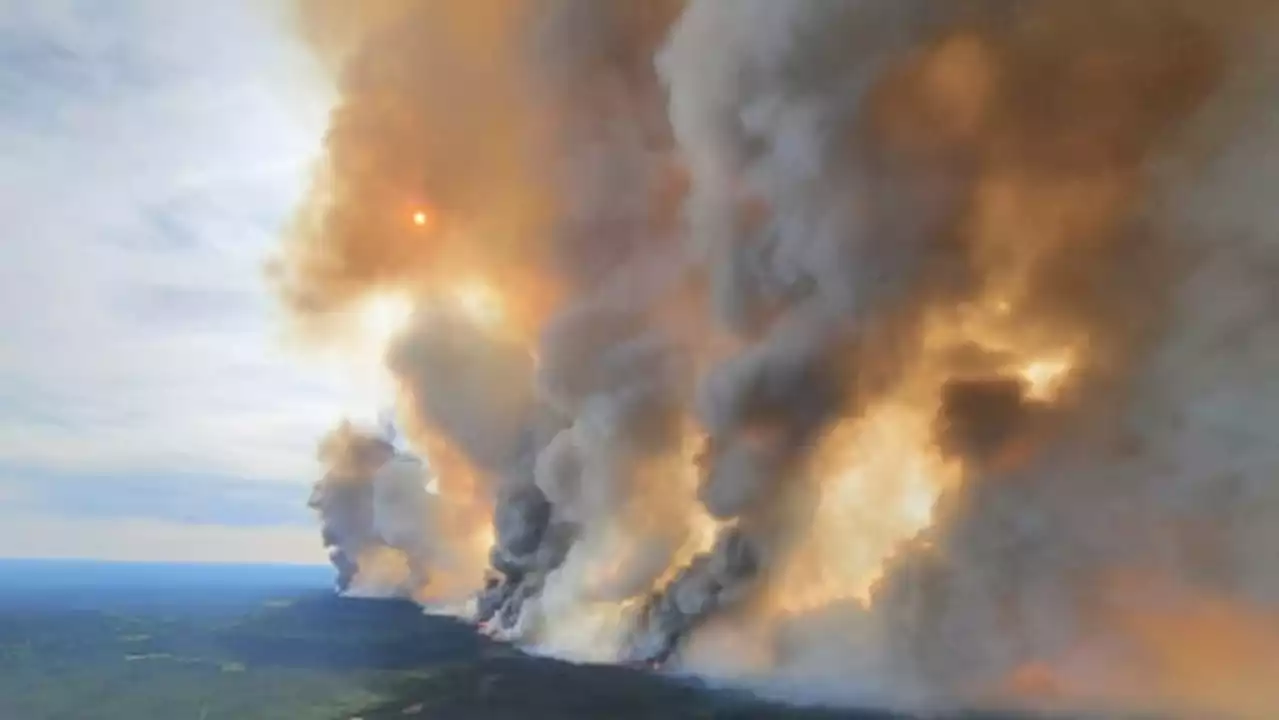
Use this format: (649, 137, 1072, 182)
(0, 1, 372, 563)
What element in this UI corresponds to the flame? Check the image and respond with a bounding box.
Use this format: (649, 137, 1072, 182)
(761, 289, 1082, 622)
(768, 382, 963, 617)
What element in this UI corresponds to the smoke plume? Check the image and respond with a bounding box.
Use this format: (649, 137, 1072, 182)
(280, 0, 1276, 716)
(308, 422, 414, 596)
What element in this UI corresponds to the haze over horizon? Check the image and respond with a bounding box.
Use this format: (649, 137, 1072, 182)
(0, 1, 364, 565)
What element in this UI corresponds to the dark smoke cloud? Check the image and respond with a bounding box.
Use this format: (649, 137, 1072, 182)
(308, 422, 412, 595)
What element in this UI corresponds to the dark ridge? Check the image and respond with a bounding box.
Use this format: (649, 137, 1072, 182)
(222, 594, 1055, 720)
(220, 594, 508, 670)
(238, 598, 1056, 720)
(353, 654, 1044, 720)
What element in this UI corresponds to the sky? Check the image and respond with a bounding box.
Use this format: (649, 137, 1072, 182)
(0, 1, 372, 563)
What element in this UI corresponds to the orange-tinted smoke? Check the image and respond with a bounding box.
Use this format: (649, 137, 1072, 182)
(856, 4, 1275, 713)
(275, 0, 561, 339)
(994, 573, 1278, 719)
(873, 0, 1224, 380)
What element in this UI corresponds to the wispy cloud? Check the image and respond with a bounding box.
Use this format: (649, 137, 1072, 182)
(0, 1, 365, 560)
(0, 513, 325, 564)
(0, 462, 314, 527)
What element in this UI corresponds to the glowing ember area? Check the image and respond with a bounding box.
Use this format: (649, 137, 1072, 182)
(281, 2, 1275, 717)
(767, 382, 964, 616)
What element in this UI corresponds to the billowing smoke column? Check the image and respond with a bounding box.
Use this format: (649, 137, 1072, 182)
(277, 0, 1276, 717)
(309, 421, 426, 596)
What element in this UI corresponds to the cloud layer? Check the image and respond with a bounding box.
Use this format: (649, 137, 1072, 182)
(0, 1, 351, 561)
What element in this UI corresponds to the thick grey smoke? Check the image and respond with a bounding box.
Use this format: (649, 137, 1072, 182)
(282, 0, 1276, 716)
(867, 24, 1280, 708)
(308, 421, 437, 597)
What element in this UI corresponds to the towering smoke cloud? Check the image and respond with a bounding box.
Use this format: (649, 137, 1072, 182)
(309, 421, 424, 596)
(277, 0, 1276, 716)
